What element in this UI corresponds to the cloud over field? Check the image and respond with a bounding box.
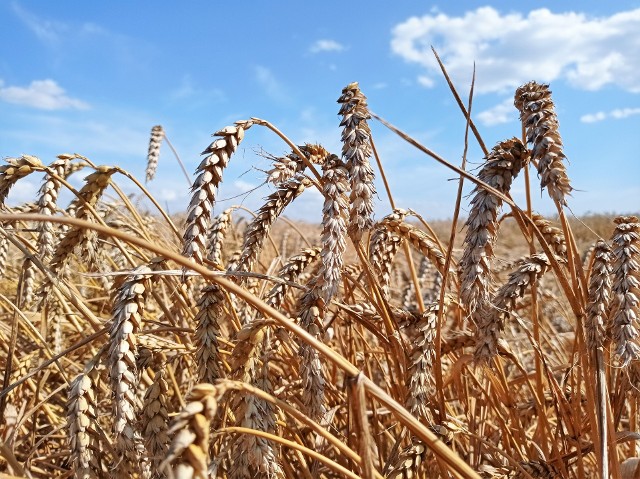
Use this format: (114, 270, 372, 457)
(0, 79, 89, 110)
(392, 7, 640, 93)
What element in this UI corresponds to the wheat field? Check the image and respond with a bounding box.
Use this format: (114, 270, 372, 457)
(0, 67, 639, 479)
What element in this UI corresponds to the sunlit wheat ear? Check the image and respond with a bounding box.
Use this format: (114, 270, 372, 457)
(406, 301, 444, 421)
(0, 234, 7, 277)
(194, 284, 226, 383)
(229, 324, 283, 479)
(0, 155, 44, 206)
(404, 257, 443, 310)
(108, 265, 153, 471)
(67, 354, 105, 479)
(475, 253, 551, 363)
(266, 143, 329, 185)
(297, 287, 326, 420)
(48, 166, 117, 275)
(266, 246, 321, 309)
(585, 240, 613, 350)
(207, 207, 234, 267)
(142, 367, 170, 471)
(161, 383, 228, 479)
(610, 216, 640, 366)
(338, 82, 376, 243)
(370, 209, 408, 298)
(234, 175, 311, 277)
(531, 213, 567, 259)
(459, 138, 526, 318)
(182, 120, 253, 266)
(515, 81, 572, 205)
(388, 441, 427, 479)
(512, 460, 560, 479)
(382, 216, 449, 278)
(37, 157, 69, 260)
(317, 154, 349, 305)
(146, 125, 164, 183)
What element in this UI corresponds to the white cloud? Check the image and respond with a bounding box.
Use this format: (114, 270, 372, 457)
(391, 7, 640, 93)
(581, 107, 640, 123)
(0, 79, 89, 110)
(477, 98, 517, 126)
(254, 66, 290, 104)
(11, 2, 65, 43)
(309, 39, 344, 53)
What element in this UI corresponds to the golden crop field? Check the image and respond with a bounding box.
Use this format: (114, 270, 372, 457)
(0, 74, 639, 479)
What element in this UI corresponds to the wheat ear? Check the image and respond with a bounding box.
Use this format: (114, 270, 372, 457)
(194, 284, 226, 383)
(146, 125, 164, 182)
(338, 82, 376, 243)
(459, 138, 526, 318)
(142, 366, 170, 471)
(182, 120, 253, 265)
(0, 155, 44, 206)
(531, 213, 567, 260)
(265, 246, 321, 309)
(515, 81, 572, 205)
(370, 210, 407, 298)
(610, 216, 640, 366)
(67, 351, 105, 479)
(585, 240, 613, 350)
(161, 383, 229, 479)
(108, 265, 153, 470)
(234, 175, 310, 276)
(207, 207, 234, 267)
(475, 253, 551, 363)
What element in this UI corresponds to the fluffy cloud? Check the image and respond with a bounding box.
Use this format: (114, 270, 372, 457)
(309, 39, 344, 53)
(476, 98, 517, 126)
(391, 7, 640, 93)
(0, 79, 89, 110)
(581, 107, 640, 123)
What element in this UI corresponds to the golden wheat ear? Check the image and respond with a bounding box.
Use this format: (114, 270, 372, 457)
(145, 125, 164, 183)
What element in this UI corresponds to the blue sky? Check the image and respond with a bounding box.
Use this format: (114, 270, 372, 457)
(1, 1, 638, 222)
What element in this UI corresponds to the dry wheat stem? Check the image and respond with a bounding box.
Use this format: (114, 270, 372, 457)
(338, 82, 377, 242)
